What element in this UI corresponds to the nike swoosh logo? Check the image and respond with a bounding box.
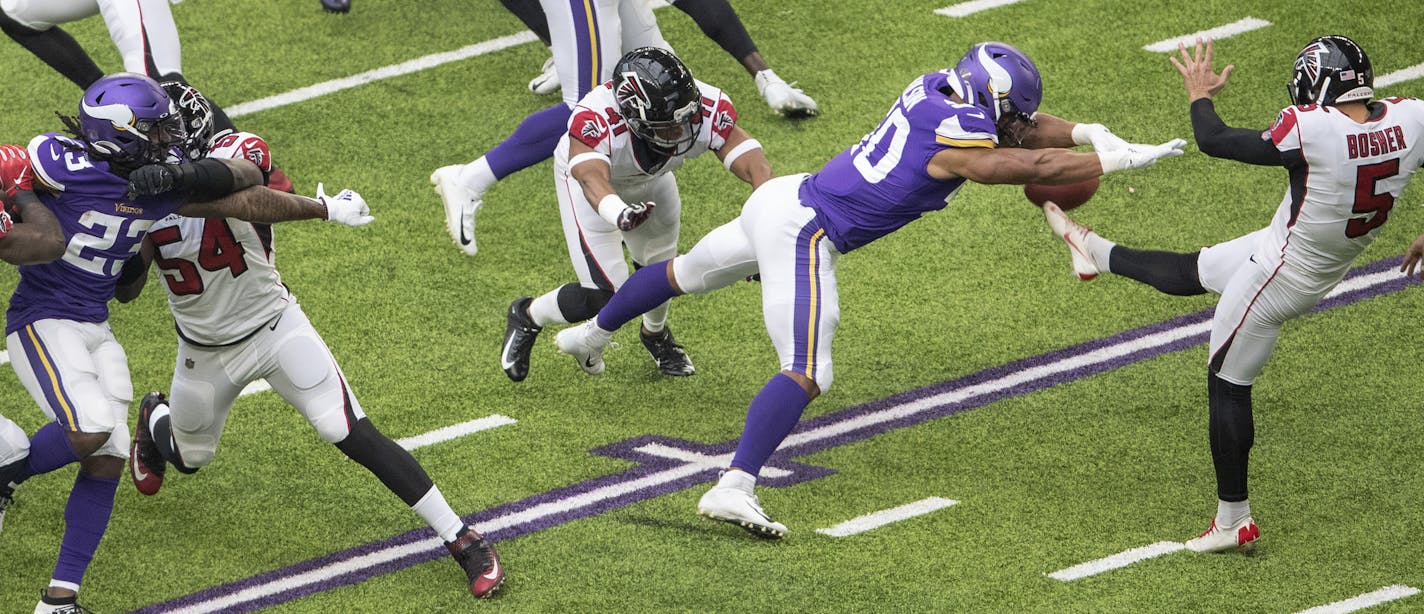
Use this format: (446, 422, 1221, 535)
(481, 556, 501, 581)
(584, 356, 597, 368)
(500, 336, 518, 370)
(132, 455, 150, 481)
(49, 148, 61, 162)
(459, 208, 473, 246)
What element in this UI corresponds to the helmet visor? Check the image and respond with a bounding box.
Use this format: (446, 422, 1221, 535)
(627, 100, 701, 155)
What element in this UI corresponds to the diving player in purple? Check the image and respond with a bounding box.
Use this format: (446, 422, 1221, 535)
(555, 42, 1187, 537)
(0, 72, 371, 613)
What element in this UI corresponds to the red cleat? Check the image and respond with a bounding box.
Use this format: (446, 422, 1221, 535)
(129, 392, 169, 496)
(446, 526, 504, 598)
(1185, 516, 1260, 553)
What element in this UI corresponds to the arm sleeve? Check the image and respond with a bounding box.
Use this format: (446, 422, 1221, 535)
(568, 106, 614, 154)
(707, 93, 738, 151)
(1190, 98, 1283, 166)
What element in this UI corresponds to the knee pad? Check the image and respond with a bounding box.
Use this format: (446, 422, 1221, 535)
(172, 431, 218, 468)
(0, 418, 29, 466)
(556, 283, 614, 323)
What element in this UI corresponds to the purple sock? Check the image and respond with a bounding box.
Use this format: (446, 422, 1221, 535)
(484, 104, 571, 179)
(53, 472, 119, 587)
(13, 422, 82, 484)
(730, 373, 813, 476)
(596, 261, 679, 332)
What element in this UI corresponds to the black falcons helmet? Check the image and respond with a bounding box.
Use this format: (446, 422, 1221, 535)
(1288, 35, 1373, 106)
(160, 81, 218, 160)
(613, 47, 701, 156)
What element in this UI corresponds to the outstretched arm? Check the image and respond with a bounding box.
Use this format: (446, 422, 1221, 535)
(929, 137, 1185, 185)
(715, 126, 772, 189)
(568, 138, 654, 231)
(1172, 38, 1281, 166)
(0, 191, 66, 265)
(128, 158, 266, 201)
(176, 184, 373, 226)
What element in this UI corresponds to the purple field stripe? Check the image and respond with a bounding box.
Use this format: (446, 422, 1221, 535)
(135, 257, 1416, 613)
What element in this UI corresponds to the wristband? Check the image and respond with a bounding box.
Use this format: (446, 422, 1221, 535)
(569, 152, 610, 170)
(597, 193, 629, 227)
(1071, 123, 1105, 147)
(721, 138, 762, 170)
(1097, 149, 1130, 174)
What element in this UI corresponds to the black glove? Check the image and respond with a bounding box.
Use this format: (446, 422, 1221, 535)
(127, 163, 187, 196)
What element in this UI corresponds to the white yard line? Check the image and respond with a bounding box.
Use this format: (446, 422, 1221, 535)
(395, 415, 516, 451)
(1377, 63, 1424, 89)
(1046, 541, 1185, 581)
(634, 443, 792, 478)
(934, 0, 1026, 18)
(815, 497, 958, 537)
(1295, 585, 1421, 614)
(227, 32, 538, 118)
(1142, 18, 1271, 53)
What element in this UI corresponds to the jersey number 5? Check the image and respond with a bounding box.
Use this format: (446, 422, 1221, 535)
(1345, 159, 1399, 238)
(149, 220, 250, 296)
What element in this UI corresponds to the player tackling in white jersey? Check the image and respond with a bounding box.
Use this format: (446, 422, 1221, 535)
(114, 83, 504, 598)
(500, 47, 771, 382)
(1044, 36, 1424, 553)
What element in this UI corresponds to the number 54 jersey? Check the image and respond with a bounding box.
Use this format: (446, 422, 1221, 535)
(1257, 97, 1424, 291)
(146, 132, 289, 346)
(800, 70, 998, 254)
(7, 133, 185, 335)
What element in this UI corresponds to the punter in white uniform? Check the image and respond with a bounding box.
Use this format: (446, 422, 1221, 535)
(1044, 36, 1424, 553)
(115, 83, 507, 599)
(497, 47, 771, 382)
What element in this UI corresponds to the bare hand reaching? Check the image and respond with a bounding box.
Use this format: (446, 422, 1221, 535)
(1401, 234, 1424, 279)
(1171, 38, 1234, 102)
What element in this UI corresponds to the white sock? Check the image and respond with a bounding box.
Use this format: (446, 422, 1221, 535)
(411, 486, 464, 543)
(1216, 498, 1251, 528)
(641, 302, 669, 334)
(588, 322, 615, 342)
(718, 468, 756, 493)
(457, 157, 497, 197)
(527, 290, 566, 327)
(1084, 232, 1117, 273)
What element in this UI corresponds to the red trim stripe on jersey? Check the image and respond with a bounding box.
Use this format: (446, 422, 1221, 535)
(559, 172, 616, 291)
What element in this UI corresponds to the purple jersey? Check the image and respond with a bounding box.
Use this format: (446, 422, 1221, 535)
(6, 133, 185, 334)
(801, 71, 998, 253)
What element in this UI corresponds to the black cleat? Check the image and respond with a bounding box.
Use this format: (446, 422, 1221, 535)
(37, 589, 92, 613)
(640, 327, 695, 376)
(0, 483, 13, 538)
(446, 526, 505, 598)
(130, 392, 169, 496)
(500, 298, 542, 382)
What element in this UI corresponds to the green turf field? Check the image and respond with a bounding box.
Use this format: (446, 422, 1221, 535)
(3, 0, 1424, 611)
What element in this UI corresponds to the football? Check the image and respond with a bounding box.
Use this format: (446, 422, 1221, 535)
(1024, 177, 1100, 211)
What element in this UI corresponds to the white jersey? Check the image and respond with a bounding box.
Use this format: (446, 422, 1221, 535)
(1256, 97, 1424, 289)
(555, 79, 738, 186)
(147, 132, 291, 346)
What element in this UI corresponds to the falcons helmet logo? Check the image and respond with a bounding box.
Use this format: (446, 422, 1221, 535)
(1296, 41, 1329, 82)
(616, 72, 652, 117)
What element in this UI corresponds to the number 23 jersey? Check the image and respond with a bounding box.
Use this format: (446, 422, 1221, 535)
(7, 133, 185, 335)
(146, 132, 289, 346)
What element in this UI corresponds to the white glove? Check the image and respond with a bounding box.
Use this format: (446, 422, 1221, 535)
(1098, 139, 1188, 174)
(317, 182, 374, 227)
(596, 194, 655, 231)
(1071, 123, 1131, 152)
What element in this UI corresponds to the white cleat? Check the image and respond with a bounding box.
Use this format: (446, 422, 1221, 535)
(697, 472, 787, 539)
(554, 321, 608, 376)
(1042, 202, 1100, 280)
(756, 70, 818, 118)
(528, 56, 560, 95)
(1185, 516, 1260, 553)
(430, 165, 481, 257)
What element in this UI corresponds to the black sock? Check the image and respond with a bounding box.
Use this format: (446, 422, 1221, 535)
(555, 283, 613, 323)
(336, 418, 434, 506)
(1207, 371, 1254, 502)
(1108, 246, 1207, 296)
(150, 414, 198, 474)
(499, 0, 550, 46)
(672, 0, 759, 62)
(0, 16, 103, 89)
